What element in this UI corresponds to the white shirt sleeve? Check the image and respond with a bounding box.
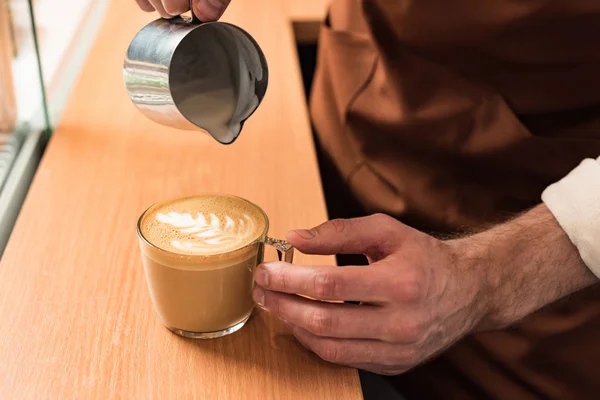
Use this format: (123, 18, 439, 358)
(542, 157, 600, 278)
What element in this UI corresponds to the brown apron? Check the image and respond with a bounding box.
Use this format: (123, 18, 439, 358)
(310, 1, 600, 398)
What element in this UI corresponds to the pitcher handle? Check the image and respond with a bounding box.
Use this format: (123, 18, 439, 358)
(188, 0, 201, 23)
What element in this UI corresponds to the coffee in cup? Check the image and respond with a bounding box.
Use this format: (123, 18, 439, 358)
(137, 194, 293, 339)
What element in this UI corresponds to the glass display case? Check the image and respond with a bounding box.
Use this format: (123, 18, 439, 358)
(0, 5, 17, 134)
(0, 0, 106, 253)
(2, 0, 49, 134)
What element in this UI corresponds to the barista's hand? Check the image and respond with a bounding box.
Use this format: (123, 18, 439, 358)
(135, 0, 231, 21)
(252, 207, 596, 375)
(252, 214, 489, 375)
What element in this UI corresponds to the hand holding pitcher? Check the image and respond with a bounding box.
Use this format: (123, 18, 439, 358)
(134, 0, 232, 21)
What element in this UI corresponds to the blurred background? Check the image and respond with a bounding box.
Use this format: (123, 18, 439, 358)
(0, 0, 107, 253)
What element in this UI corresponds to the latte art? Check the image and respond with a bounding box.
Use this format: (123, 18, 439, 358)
(156, 212, 255, 254)
(140, 194, 267, 256)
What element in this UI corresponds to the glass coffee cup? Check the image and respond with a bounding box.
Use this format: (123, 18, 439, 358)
(137, 194, 293, 339)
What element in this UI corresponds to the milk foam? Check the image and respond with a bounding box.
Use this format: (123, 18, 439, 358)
(156, 211, 255, 255)
(140, 195, 266, 256)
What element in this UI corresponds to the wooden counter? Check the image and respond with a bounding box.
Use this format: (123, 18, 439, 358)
(0, 0, 361, 398)
(284, 0, 328, 21)
(284, 0, 328, 43)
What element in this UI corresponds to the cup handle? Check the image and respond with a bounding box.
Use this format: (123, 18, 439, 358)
(264, 237, 294, 264)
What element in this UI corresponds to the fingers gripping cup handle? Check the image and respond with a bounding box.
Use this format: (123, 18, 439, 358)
(264, 237, 294, 264)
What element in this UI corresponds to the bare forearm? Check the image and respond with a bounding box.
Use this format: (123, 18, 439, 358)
(452, 204, 597, 329)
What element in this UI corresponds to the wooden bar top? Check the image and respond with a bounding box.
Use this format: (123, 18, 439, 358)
(0, 0, 362, 398)
(284, 0, 328, 21)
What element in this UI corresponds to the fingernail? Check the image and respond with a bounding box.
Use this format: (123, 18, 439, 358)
(254, 266, 270, 287)
(252, 286, 266, 310)
(294, 229, 316, 239)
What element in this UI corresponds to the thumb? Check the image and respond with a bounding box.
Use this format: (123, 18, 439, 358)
(287, 214, 401, 257)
